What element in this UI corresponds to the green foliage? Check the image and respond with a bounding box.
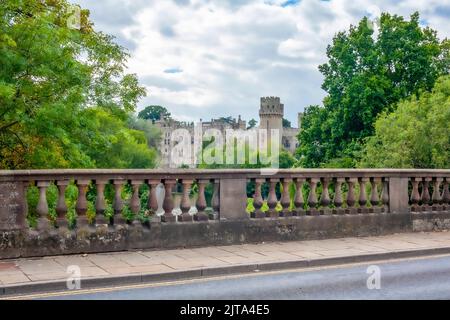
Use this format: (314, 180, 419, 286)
(282, 118, 291, 128)
(138, 105, 171, 122)
(296, 12, 450, 168)
(361, 75, 450, 168)
(0, 0, 154, 169)
(127, 116, 162, 149)
(247, 119, 257, 129)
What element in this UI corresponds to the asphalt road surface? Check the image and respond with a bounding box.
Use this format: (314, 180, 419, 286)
(20, 254, 450, 299)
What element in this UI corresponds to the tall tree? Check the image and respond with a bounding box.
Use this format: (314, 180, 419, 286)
(360, 75, 450, 169)
(282, 118, 291, 128)
(247, 118, 257, 129)
(296, 12, 450, 168)
(0, 0, 149, 169)
(138, 105, 171, 122)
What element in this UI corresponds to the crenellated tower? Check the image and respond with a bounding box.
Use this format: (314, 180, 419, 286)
(259, 96, 284, 146)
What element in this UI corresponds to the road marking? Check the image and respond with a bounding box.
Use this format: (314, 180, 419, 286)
(3, 253, 450, 300)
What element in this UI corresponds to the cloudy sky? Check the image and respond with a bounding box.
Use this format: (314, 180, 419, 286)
(74, 0, 450, 126)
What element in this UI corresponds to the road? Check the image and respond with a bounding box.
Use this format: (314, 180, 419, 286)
(15, 254, 450, 299)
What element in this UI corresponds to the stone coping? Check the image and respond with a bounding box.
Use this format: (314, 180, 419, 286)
(1, 168, 449, 182)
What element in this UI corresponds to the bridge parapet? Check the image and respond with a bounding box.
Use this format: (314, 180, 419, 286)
(0, 169, 449, 258)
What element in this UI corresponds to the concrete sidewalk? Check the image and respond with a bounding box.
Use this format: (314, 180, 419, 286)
(2, 231, 450, 296)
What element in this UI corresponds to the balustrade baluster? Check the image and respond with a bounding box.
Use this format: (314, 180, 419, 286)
(56, 180, 69, 229)
(113, 179, 125, 226)
(210, 179, 220, 220)
(320, 178, 331, 215)
(76, 180, 90, 228)
(36, 181, 51, 230)
(443, 178, 450, 211)
(307, 178, 319, 216)
(280, 178, 292, 217)
(179, 179, 193, 222)
(333, 178, 345, 215)
(421, 177, 432, 211)
(294, 178, 305, 216)
(381, 178, 389, 213)
(194, 179, 209, 221)
(130, 180, 143, 226)
(267, 179, 279, 218)
(94, 179, 108, 225)
(252, 179, 265, 218)
(358, 178, 369, 213)
(432, 178, 443, 211)
(410, 177, 421, 212)
(346, 178, 357, 214)
(147, 179, 161, 222)
(162, 179, 177, 222)
(370, 178, 381, 213)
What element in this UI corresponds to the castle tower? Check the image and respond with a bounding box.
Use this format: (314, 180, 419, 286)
(259, 96, 283, 146)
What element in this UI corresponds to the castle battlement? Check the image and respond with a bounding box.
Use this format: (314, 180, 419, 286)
(259, 96, 284, 115)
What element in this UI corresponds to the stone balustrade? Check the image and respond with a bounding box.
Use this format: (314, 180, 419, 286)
(0, 169, 449, 259)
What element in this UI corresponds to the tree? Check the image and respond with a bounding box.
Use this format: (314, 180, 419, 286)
(247, 118, 257, 129)
(296, 12, 450, 168)
(0, 0, 149, 169)
(282, 118, 291, 128)
(217, 116, 234, 125)
(138, 105, 171, 122)
(127, 116, 162, 149)
(360, 75, 450, 169)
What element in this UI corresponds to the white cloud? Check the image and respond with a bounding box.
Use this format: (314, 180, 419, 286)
(74, 0, 450, 124)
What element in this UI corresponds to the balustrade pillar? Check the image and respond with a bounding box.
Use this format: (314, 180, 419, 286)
(333, 178, 345, 214)
(370, 178, 381, 213)
(76, 180, 90, 228)
(410, 178, 421, 212)
(113, 179, 125, 226)
(267, 179, 279, 218)
(210, 179, 220, 220)
(162, 179, 176, 222)
(381, 178, 389, 213)
(280, 178, 292, 217)
(179, 179, 193, 222)
(432, 178, 443, 211)
(443, 178, 450, 211)
(147, 179, 161, 222)
(194, 179, 209, 221)
(421, 177, 432, 211)
(320, 178, 331, 215)
(130, 180, 144, 226)
(294, 178, 305, 216)
(56, 180, 69, 229)
(346, 178, 357, 214)
(358, 178, 369, 213)
(307, 178, 319, 216)
(252, 179, 265, 218)
(94, 180, 108, 225)
(36, 181, 51, 230)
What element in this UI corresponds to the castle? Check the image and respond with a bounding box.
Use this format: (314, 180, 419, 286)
(155, 97, 301, 168)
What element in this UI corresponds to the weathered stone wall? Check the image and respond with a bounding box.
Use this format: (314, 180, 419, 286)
(412, 212, 450, 232)
(0, 213, 414, 259)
